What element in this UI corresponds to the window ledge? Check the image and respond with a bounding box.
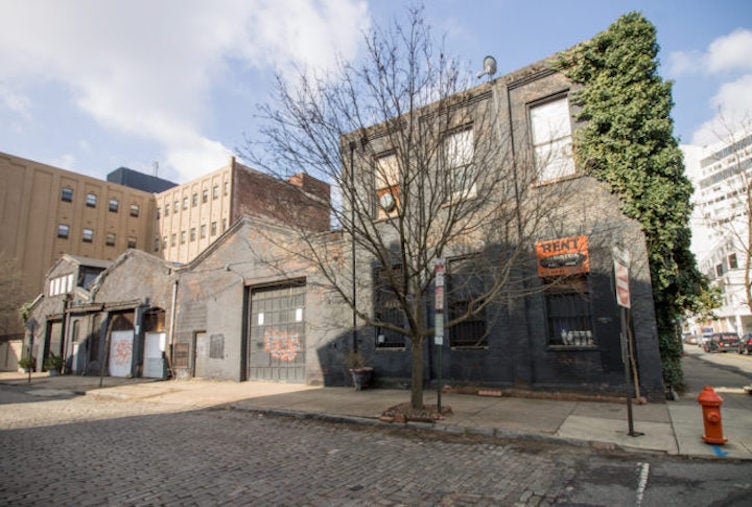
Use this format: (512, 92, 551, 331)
(532, 172, 585, 188)
(547, 345, 598, 351)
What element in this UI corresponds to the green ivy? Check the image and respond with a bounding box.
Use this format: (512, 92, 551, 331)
(559, 12, 706, 388)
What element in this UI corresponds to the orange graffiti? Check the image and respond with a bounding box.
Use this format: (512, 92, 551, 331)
(263, 329, 301, 362)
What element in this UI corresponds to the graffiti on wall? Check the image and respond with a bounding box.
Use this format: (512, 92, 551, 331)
(263, 329, 301, 362)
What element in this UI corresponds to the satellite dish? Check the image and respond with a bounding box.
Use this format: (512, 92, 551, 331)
(379, 193, 396, 212)
(477, 55, 497, 79)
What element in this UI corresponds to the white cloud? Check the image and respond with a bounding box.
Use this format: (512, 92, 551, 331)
(0, 0, 369, 181)
(669, 29, 752, 147)
(669, 29, 752, 76)
(0, 83, 31, 122)
(691, 74, 752, 145)
(706, 29, 752, 73)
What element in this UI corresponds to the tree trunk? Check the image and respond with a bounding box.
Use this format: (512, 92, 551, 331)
(410, 336, 424, 409)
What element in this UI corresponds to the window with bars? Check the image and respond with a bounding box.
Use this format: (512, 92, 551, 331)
(544, 275, 594, 347)
(374, 267, 407, 349)
(447, 257, 487, 348)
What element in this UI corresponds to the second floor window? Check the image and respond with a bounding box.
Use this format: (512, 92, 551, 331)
(443, 127, 476, 201)
(127, 237, 137, 248)
(530, 96, 575, 183)
(375, 153, 400, 219)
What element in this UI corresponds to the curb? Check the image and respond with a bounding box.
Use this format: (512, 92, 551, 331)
(228, 404, 667, 457)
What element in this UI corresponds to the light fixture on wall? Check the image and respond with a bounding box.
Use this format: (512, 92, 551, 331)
(476, 55, 497, 79)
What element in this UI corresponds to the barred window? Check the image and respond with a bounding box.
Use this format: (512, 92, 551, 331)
(375, 267, 406, 349)
(447, 257, 487, 348)
(545, 275, 594, 347)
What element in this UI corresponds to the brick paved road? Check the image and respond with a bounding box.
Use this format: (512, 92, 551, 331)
(1, 386, 750, 506)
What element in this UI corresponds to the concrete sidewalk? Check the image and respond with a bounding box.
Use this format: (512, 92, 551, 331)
(2, 360, 751, 461)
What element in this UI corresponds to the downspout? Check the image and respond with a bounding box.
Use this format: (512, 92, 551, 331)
(349, 140, 358, 353)
(168, 279, 179, 376)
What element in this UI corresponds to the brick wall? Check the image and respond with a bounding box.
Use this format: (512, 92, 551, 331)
(231, 163, 330, 232)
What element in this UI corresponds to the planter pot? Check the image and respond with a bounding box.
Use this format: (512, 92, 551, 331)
(349, 367, 374, 390)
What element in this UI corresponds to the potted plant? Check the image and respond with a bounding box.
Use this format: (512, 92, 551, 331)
(344, 351, 373, 390)
(43, 353, 63, 376)
(18, 355, 34, 373)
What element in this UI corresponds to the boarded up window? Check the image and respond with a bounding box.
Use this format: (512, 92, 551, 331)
(173, 343, 190, 369)
(209, 334, 224, 359)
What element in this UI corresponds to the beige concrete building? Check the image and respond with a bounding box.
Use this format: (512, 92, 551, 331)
(0, 151, 155, 346)
(154, 157, 330, 264)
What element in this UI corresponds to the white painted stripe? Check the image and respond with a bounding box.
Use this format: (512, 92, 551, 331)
(636, 462, 650, 506)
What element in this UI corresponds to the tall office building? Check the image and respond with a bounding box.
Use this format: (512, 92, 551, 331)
(686, 133, 752, 333)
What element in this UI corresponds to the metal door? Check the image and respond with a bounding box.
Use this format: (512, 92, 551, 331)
(143, 332, 165, 378)
(109, 330, 134, 377)
(249, 284, 306, 382)
(194, 332, 208, 377)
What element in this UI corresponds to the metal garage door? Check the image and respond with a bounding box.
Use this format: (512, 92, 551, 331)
(249, 284, 306, 382)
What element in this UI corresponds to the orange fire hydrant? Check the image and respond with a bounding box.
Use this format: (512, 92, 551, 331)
(697, 386, 727, 445)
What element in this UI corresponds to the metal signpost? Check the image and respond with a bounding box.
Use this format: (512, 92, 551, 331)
(613, 247, 643, 437)
(434, 259, 445, 413)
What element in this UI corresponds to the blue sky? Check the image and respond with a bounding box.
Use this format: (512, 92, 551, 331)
(0, 0, 750, 184)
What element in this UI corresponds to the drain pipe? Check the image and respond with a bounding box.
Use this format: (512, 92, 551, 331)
(168, 279, 179, 375)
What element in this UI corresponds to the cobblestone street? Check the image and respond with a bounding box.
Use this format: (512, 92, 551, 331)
(1, 386, 750, 506)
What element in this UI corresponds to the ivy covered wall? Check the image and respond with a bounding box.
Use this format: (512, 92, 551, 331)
(558, 12, 706, 388)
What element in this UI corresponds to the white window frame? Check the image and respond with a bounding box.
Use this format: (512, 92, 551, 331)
(443, 127, 476, 201)
(530, 96, 575, 183)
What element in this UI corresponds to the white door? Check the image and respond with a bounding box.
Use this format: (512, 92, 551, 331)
(109, 330, 134, 377)
(143, 332, 165, 378)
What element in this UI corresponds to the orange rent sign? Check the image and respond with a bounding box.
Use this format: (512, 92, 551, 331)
(535, 235, 590, 277)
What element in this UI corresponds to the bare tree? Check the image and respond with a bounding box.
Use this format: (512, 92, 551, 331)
(0, 252, 25, 338)
(245, 8, 568, 410)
